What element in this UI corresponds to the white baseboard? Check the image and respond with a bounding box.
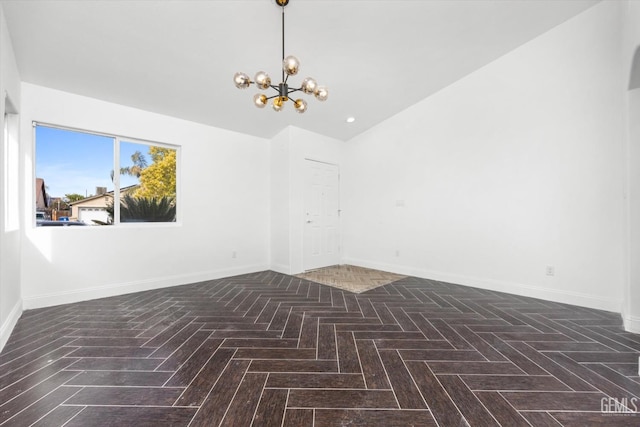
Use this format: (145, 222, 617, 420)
(623, 314, 640, 334)
(22, 264, 270, 310)
(269, 263, 291, 275)
(342, 257, 622, 313)
(0, 298, 23, 353)
(18, 257, 624, 324)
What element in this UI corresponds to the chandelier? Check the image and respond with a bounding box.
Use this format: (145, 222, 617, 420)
(233, 0, 328, 113)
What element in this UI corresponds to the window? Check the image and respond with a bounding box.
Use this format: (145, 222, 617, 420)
(34, 123, 179, 226)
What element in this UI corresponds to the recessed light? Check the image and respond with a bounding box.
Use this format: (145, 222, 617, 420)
(346, 117, 355, 123)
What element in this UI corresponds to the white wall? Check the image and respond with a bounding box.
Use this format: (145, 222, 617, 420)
(20, 83, 270, 309)
(623, 0, 640, 332)
(625, 1, 640, 89)
(343, 0, 625, 312)
(270, 127, 291, 273)
(270, 126, 344, 274)
(627, 86, 640, 330)
(0, 4, 22, 352)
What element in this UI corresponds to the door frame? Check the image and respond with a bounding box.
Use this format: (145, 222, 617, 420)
(302, 158, 341, 272)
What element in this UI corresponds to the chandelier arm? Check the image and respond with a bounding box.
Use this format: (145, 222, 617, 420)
(287, 87, 303, 95)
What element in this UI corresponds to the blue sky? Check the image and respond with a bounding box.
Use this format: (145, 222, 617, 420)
(36, 126, 143, 198)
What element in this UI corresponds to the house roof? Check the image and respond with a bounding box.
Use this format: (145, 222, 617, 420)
(68, 185, 138, 206)
(35, 177, 49, 209)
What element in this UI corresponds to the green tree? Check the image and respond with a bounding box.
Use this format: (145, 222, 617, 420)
(104, 146, 177, 224)
(134, 147, 176, 199)
(121, 151, 148, 178)
(106, 194, 176, 223)
(64, 193, 86, 203)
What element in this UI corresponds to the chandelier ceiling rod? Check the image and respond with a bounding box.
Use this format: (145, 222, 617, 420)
(233, 0, 328, 113)
(281, 2, 285, 83)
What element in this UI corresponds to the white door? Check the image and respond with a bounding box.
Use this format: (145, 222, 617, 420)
(303, 160, 340, 271)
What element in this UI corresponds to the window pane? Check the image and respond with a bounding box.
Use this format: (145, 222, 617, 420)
(119, 141, 177, 223)
(35, 125, 114, 225)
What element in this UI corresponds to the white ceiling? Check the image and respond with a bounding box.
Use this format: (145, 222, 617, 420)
(2, 0, 600, 141)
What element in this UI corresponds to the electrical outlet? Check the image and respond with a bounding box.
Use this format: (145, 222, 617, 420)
(395, 250, 400, 257)
(232, 251, 237, 259)
(546, 265, 555, 276)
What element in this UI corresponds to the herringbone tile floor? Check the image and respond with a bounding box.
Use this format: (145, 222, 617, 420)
(1, 270, 639, 426)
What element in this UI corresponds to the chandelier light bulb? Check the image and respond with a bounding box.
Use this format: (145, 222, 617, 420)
(254, 71, 271, 90)
(273, 97, 285, 112)
(314, 86, 328, 101)
(294, 98, 307, 113)
(283, 55, 300, 76)
(301, 77, 317, 94)
(253, 94, 268, 108)
(233, 72, 251, 89)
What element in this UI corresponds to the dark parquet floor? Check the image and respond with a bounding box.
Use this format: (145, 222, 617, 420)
(1, 270, 640, 426)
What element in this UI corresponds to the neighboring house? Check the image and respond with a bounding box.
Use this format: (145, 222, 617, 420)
(47, 197, 71, 221)
(69, 185, 138, 224)
(35, 177, 49, 212)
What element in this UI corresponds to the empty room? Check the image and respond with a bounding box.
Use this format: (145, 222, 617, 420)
(2, 0, 640, 425)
